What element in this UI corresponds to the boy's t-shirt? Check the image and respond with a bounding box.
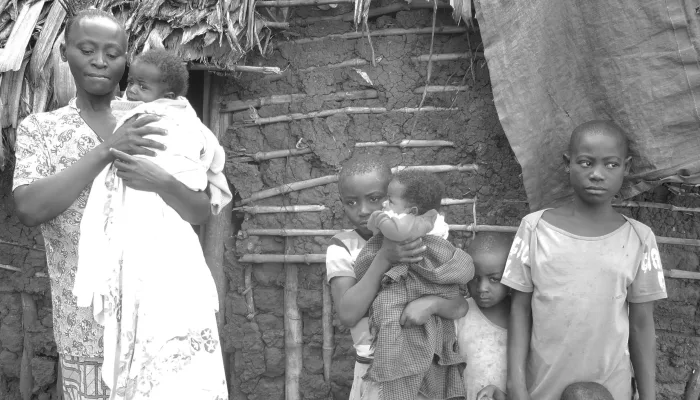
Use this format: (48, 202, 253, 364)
(326, 230, 373, 359)
(501, 211, 667, 400)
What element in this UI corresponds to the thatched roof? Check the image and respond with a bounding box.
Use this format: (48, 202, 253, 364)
(0, 0, 281, 168)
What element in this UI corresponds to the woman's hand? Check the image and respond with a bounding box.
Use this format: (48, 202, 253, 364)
(110, 148, 172, 193)
(381, 237, 426, 264)
(105, 114, 167, 158)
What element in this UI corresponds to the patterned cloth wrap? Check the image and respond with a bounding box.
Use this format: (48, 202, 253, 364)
(354, 233, 474, 400)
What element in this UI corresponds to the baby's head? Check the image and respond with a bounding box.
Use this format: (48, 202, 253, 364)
(466, 232, 514, 309)
(384, 170, 444, 216)
(560, 382, 614, 400)
(126, 49, 188, 102)
(564, 120, 631, 205)
(338, 154, 393, 237)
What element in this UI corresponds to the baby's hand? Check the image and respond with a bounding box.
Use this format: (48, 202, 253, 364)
(476, 385, 506, 400)
(399, 296, 434, 327)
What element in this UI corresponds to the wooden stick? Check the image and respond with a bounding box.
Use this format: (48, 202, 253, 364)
(239, 175, 339, 205)
(234, 205, 328, 213)
(243, 106, 458, 126)
(0, 239, 44, 252)
(290, 1, 452, 25)
(685, 366, 700, 400)
(322, 279, 333, 381)
(232, 139, 454, 162)
(0, 263, 21, 273)
(230, 148, 313, 163)
(244, 265, 256, 320)
(257, 0, 352, 7)
(240, 254, 326, 264)
(657, 237, 700, 247)
(449, 224, 518, 233)
(299, 59, 369, 72)
(442, 198, 476, 205)
(188, 64, 283, 75)
(284, 26, 468, 45)
(222, 89, 378, 112)
(238, 165, 477, 205)
(411, 52, 484, 62)
(413, 85, 469, 93)
(200, 75, 231, 382)
(613, 200, 700, 213)
(666, 269, 700, 280)
(247, 229, 342, 236)
(260, 20, 290, 28)
(284, 239, 302, 400)
(355, 140, 454, 148)
(233, 199, 473, 213)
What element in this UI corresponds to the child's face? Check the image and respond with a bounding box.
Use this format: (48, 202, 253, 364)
(339, 171, 389, 236)
(383, 179, 412, 215)
(126, 61, 171, 102)
(467, 250, 509, 308)
(565, 132, 630, 205)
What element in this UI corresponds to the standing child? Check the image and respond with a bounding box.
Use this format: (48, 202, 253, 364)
(504, 121, 667, 400)
(327, 155, 468, 400)
(74, 49, 230, 399)
(454, 232, 512, 400)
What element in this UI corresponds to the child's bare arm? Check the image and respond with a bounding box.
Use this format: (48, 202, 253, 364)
(629, 301, 656, 400)
(332, 239, 426, 327)
(399, 295, 468, 327)
(508, 290, 532, 400)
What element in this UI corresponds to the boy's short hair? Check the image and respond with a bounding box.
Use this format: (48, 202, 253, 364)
(560, 382, 614, 400)
(338, 153, 392, 189)
(133, 49, 189, 97)
(568, 120, 629, 157)
(467, 232, 514, 257)
(392, 170, 444, 214)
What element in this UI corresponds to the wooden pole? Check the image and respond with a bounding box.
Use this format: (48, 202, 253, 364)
(188, 64, 283, 75)
(685, 367, 700, 400)
(234, 205, 328, 213)
(222, 89, 378, 113)
(322, 279, 333, 381)
(200, 73, 232, 382)
(613, 200, 700, 213)
(299, 59, 370, 72)
(230, 148, 313, 163)
(413, 85, 469, 93)
(243, 106, 457, 126)
(243, 266, 256, 320)
(355, 140, 454, 148)
(411, 52, 483, 62)
(238, 165, 477, 205)
(240, 254, 326, 264)
(257, 0, 352, 6)
(284, 239, 302, 400)
(283, 26, 468, 45)
(289, 1, 451, 25)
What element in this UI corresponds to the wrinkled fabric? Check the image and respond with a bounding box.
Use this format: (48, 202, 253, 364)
(475, 0, 700, 210)
(74, 97, 230, 399)
(355, 234, 474, 400)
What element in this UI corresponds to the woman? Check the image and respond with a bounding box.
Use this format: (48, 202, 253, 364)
(12, 9, 223, 400)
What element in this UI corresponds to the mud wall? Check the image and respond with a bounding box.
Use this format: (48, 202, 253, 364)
(0, 1, 697, 399)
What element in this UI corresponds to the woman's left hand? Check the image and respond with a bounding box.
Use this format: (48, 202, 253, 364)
(110, 148, 172, 193)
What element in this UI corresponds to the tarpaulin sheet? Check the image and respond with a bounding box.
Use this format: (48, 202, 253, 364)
(474, 0, 700, 210)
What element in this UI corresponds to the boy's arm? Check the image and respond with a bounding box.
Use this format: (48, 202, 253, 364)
(629, 301, 656, 400)
(507, 290, 532, 400)
(399, 295, 468, 327)
(333, 239, 425, 327)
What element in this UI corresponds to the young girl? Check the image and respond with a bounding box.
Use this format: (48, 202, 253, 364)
(455, 232, 511, 400)
(503, 121, 667, 400)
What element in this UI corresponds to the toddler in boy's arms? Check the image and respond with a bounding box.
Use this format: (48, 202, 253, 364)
(327, 156, 469, 400)
(504, 121, 667, 400)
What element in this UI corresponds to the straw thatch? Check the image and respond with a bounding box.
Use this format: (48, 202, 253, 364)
(0, 0, 284, 168)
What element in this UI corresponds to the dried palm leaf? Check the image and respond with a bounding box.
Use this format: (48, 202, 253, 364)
(202, 30, 217, 47)
(142, 21, 171, 53)
(51, 32, 75, 107)
(29, 0, 66, 85)
(31, 61, 51, 113)
(0, 0, 46, 72)
(0, 12, 10, 33)
(19, 71, 34, 121)
(449, 0, 472, 27)
(0, 0, 11, 15)
(4, 55, 29, 128)
(181, 22, 208, 45)
(9, 0, 16, 19)
(0, 19, 12, 45)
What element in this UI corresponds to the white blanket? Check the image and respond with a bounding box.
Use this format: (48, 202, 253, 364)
(74, 97, 231, 398)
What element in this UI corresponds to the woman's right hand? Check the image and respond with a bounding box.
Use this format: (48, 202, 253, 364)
(381, 237, 426, 264)
(104, 114, 167, 158)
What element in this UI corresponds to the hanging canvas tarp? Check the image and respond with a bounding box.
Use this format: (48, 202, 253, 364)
(474, 0, 700, 210)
